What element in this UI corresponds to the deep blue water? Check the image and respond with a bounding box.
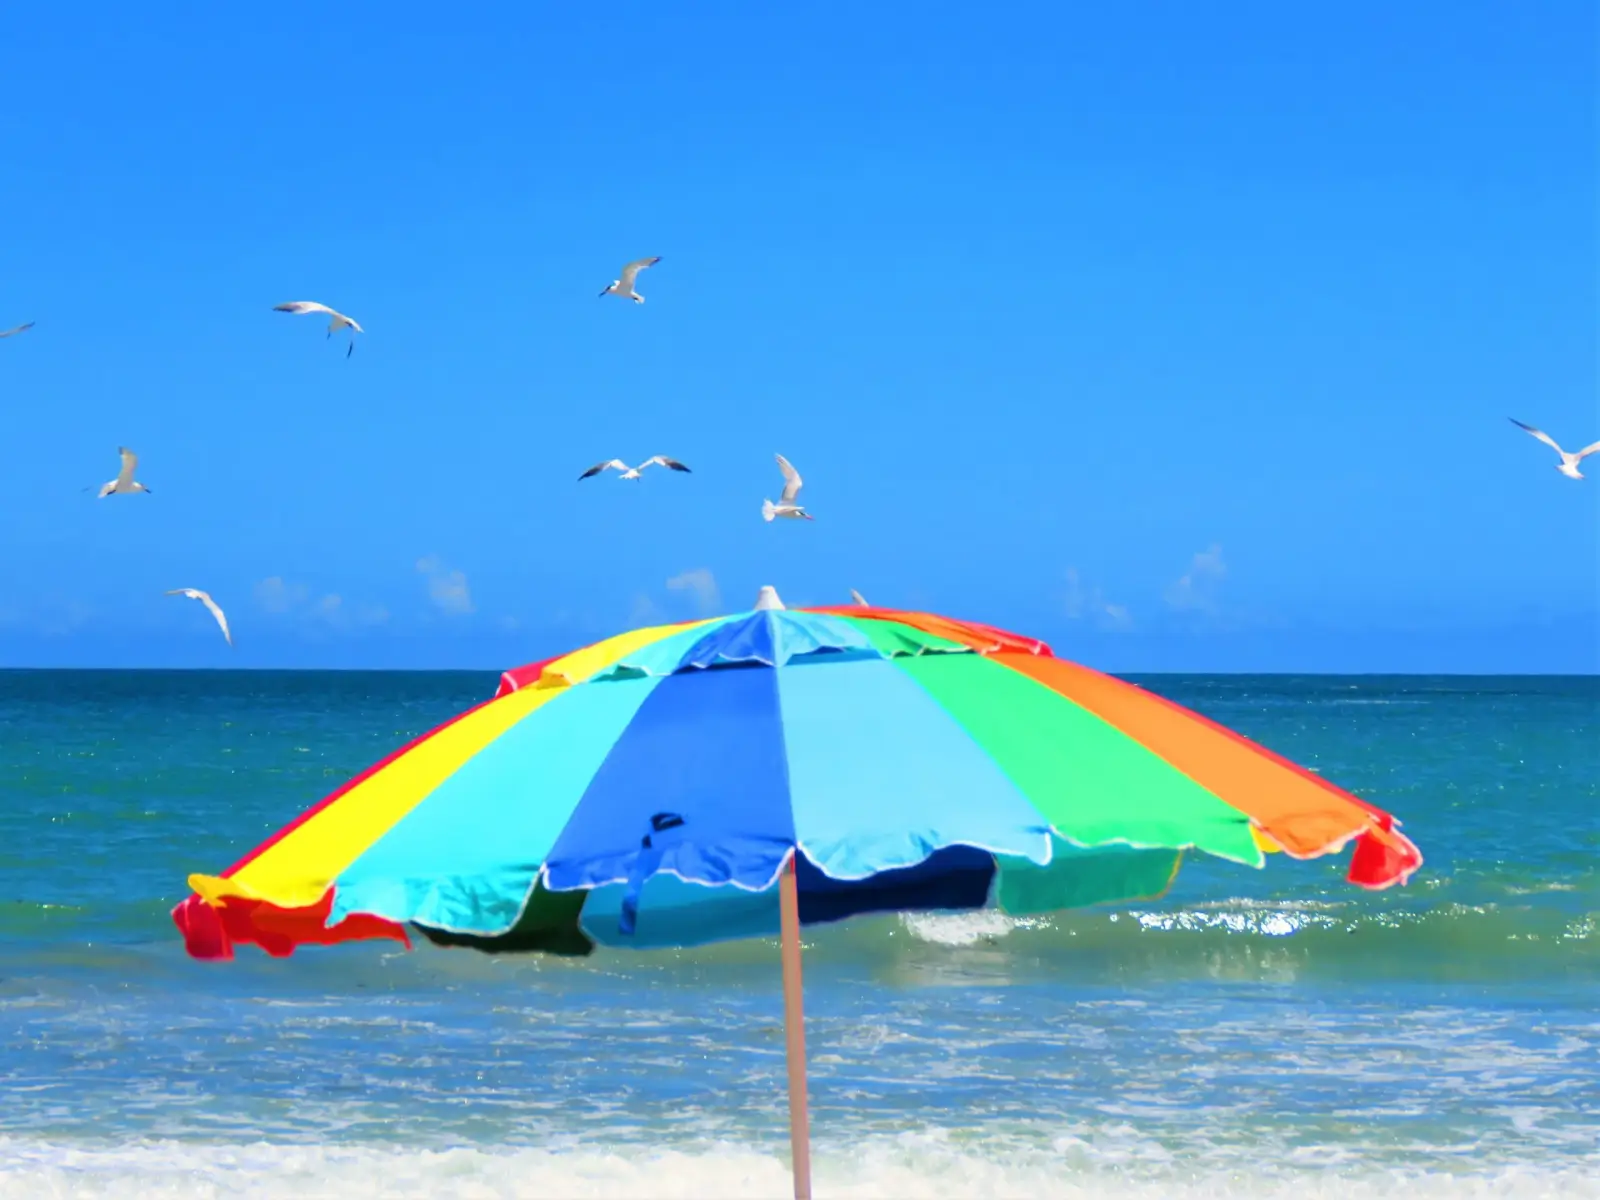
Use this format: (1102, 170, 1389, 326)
(1, 671, 1596, 1198)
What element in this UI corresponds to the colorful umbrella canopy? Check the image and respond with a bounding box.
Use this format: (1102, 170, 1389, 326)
(173, 597, 1422, 963)
(173, 590, 1424, 1200)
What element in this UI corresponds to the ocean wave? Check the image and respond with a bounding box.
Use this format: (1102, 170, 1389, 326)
(1, 1135, 1594, 1199)
(631, 898, 1600, 985)
(3, 891, 1596, 987)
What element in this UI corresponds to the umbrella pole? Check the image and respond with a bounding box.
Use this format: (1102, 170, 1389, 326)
(778, 853, 813, 1200)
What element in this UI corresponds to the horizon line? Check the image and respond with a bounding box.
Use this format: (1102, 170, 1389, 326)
(0, 666, 1595, 679)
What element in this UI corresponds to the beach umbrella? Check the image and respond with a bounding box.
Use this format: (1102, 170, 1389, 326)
(173, 587, 1422, 1200)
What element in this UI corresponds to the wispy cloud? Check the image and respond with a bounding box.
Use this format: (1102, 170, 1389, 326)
(254, 577, 386, 628)
(1164, 544, 1226, 613)
(629, 593, 663, 627)
(666, 567, 722, 615)
(40, 600, 94, 637)
(1099, 601, 1134, 632)
(0, 596, 95, 637)
(1063, 568, 1134, 631)
(254, 576, 309, 614)
(416, 555, 474, 616)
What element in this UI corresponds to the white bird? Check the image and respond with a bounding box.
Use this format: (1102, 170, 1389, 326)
(850, 589, 869, 607)
(1509, 418, 1600, 480)
(273, 301, 363, 357)
(763, 454, 813, 521)
(97, 447, 152, 498)
(598, 256, 662, 304)
(0, 321, 34, 339)
(166, 588, 233, 647)
(578, 455, 692, 481)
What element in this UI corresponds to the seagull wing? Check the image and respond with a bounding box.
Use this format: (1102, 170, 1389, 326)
(1570, 439, 1600, 462)
(273, 301, 336, 318)
(1509, 418, 1566, 456)
(649, 456, 692, 473)
(168, 589, 231, 645)
(116, 447, 138, 486)
(850, 589, 869, 607)
(775, 454, 803, 504)
(617, 256, 661, 288)
(0, 321, 34, 338)
(579, 459, 627, 480)
(198, 593, 233, 646)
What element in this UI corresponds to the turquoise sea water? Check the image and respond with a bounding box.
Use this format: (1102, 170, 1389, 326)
(1, 670, 1596, 1198)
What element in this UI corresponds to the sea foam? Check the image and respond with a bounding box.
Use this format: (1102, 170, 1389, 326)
(1, 1137, 1596, 1199)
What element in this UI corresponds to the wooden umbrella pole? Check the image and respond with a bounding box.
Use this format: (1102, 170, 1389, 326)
(778, 852, 813, 1200)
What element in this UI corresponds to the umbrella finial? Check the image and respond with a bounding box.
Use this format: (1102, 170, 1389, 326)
(754, 585, 785, 611)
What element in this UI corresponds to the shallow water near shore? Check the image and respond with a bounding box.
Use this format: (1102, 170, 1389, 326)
(2, 670, 1596, 1197)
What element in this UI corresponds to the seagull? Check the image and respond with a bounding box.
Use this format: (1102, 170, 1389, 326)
(97, 447, 152, 497)
(273, 301, 363, 357)
(598, 256, 662, 304)
(850, 589, 869, 607)
(1509, 418, 1600, 480)
(763, 454, 813, 521)
(166, 588, 233, 647)
(578, 455, 692, 481)
(0, 321, 34, 339)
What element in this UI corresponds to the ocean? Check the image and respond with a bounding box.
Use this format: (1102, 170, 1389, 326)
(1, 670, 1596, 1198)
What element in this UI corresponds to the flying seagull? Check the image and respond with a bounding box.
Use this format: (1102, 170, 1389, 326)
(598, 256, 662, 304)
(763, 454, 813, 521)
(0, 321, 34, 339)
(850, 589, 869, 607)
(1509, 418, 1600, 480)
(578, 455, 692, 481)
(273, 301, 363, 357)
(166, 588, 233, 647)
(97, 447, 151, 497)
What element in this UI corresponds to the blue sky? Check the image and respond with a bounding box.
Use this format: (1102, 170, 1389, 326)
(0, 3, 1594, 673)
